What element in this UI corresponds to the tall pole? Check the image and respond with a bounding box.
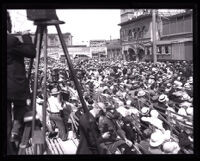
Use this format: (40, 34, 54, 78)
(152, 9, 157, 63)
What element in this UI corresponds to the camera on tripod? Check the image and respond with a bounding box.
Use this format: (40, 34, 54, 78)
(26, 9, 59, 21)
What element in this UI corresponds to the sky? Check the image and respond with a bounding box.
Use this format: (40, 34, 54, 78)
(8, 9, 121, 45)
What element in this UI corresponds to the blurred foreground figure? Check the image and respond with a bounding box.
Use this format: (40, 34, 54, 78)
(7, 11, 36, 155)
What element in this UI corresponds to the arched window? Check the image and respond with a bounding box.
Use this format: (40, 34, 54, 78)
(141, 26, 146, 38)
(133, 28, 136, 39)
(128, 29, 132, 40)
(138, 27, 141, 38)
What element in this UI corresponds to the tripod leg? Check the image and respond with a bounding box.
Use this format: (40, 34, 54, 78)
(31, 25, 45, 154)
(42, 26, 48, 149)
(18, 122, 32, 155)
(27, 26, 39, 82)
(55, 24, 88, 114)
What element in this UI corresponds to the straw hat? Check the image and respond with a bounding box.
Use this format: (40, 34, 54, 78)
(158, 94, 168, 103)
(150, 110, 159, 118)
(51, 87, 60, 95)
(162, 141, 180, 154)
(173, 80, 183, 88)
(141, 107, 150, 115)
(137, 90, 146, 97)
(176, 108, 187, 121)
(150, 118, 164, 130)
(186, 107, 193, 116)
(149, 130, 165, 147)
(184, 83, 191, 89)
(180, 101, 192, 108)
(126, 100, 132, 106)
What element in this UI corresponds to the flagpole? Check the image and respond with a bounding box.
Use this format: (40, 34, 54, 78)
(152, 9, 157, 63)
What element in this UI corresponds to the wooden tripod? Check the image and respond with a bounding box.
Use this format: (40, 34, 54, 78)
(19, 18, 90, 155)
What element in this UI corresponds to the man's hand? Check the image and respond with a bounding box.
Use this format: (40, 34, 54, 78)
(102, 132, 110, 139)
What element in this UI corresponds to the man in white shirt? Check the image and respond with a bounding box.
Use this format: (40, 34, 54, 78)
(47, 87, 68, 141)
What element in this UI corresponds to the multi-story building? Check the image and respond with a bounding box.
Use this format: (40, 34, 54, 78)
(90, 40, 107, 61)
(119, 9, 193, 62)
(106, 39, 123, 61)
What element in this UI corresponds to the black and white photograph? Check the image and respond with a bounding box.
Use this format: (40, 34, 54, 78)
(5, 8, 194, 155)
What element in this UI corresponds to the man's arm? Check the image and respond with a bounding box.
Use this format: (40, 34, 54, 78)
(8, 34, 36, 58)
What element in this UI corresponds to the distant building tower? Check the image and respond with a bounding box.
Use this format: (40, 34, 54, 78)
(63, 33, 73, 46)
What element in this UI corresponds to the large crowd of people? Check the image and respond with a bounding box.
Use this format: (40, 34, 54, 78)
(6, 10, 193, 155)
(31, 59, 193, 154)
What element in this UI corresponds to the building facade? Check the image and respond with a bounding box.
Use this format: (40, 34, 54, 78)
(90, 40, 107, 61)
(106, 39, 123, 61)
(119, 9, 193, 62)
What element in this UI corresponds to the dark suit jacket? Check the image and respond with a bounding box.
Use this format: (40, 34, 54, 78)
(7, 34, 36, 101)
(76, 113, 104, 154)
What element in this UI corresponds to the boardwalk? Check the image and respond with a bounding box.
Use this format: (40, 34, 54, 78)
(25, 131, 79, 155)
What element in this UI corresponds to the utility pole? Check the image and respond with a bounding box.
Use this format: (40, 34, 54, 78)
(152, 9, 157, 63)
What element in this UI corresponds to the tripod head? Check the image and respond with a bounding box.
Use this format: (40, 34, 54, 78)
(27, 9, 59, 21)
(26, 9, 65, 25)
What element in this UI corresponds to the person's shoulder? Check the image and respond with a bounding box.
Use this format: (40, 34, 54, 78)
(7, 34, 19, 42)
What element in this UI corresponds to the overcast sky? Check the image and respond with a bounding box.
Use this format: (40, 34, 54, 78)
(8, 9, 121, 45)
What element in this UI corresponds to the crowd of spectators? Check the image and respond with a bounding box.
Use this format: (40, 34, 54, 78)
(32, 59, 193, 154)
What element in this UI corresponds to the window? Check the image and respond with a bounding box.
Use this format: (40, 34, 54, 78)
(157, 46, 162, 54)
(164, 45, 171, 54)
(132, 28, 135, 39)
(128, 29, 132, 40)
(141, 26, 146, 38)
(147, 48, 150, 55)
(165, 46, 169, 54)
(137, 28, 141, 38)
(147, 47, 152, 55)
(133, 28, 136, 39)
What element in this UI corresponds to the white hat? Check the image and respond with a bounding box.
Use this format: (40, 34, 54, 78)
(51, 87, 60, 95)
(97, 102, 105, 109)
(158, 94, 168, 103)
(164, 130, 171, 141)
(152, 67, 157, 72)
(103, 86, 109, 91)
(174, 80, 183, 87)
(141, 107, 150, 115)
(180, 101, 192, 108)
(182, 93, 190, 101)
(126, 100, 132, 106)
(150, 118, 164, 130)
(141, 116, 151, 122)
(110, 85, 114, 90)
(150, 110, 159, 118)
(163, 141, 180, 154)
(178, 108, 187, 116)
(138, 90, 146, 97)
(129, 108, 139, 115)
(186, 107, 193, 116)
(176, 108, 187, 121)
(184, 83, 191, 88)
(149, 130, 165, 147)
(116, 106, 127, 117)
